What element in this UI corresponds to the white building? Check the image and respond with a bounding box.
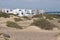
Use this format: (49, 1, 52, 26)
(0, 8, 45, 16)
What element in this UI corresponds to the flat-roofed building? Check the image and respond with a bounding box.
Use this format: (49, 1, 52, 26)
(1, 8, 45, 16)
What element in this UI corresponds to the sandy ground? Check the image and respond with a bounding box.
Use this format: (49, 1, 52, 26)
(0, 17, 60, 40)
(0, 30, 58, 40)
(0, 26, 60, 40)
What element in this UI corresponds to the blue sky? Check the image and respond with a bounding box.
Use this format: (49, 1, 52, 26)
(0, 0, 60, 12)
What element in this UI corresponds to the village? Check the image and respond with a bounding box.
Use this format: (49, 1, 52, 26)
(0, 0, 60, 40)
(0, 8, 60, 40)
(0, 8, 45, 16)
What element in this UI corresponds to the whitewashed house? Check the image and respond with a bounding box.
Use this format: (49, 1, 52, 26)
(1, 9, 13, 14)
(9, 9, 34, 16)
(1, 8, 45, 16)
(39, 10, 45, 14)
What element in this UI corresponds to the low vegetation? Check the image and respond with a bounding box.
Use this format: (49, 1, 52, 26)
(32, 14, 42, 18)
(44, 14, 60, 19)
(22, 16, 31, 20)
(45, 15, 53, 20)
(55, 33, 60, 37)
(6, 21, 23, 29)
(4, 38, 9, 40)
(58, 20, 60, 23)
(14, 18, 23, 22)
(0, 33, 10, 40)
(55, 32, 60, 40)
(32, 18, 56, 30)
(3, 34, 10, 38)
(0, 12, 19, 18)
(0, 12, 10, 18)
(0, 32, 3, 35)
(53, 15, 60, 19)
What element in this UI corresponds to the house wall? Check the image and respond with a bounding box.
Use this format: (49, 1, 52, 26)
(24, 9, 32, 16)
(1, 9, 13, 14)
(1, 9, 45, 16)
(38, 10, 43, 14)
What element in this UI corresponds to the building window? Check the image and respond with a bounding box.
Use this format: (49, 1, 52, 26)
(7, 10, 9, 13)
(22, 13, 23, 15)
(17, 13, 19, 15)
(32, 13, 34, 14)
(10, 10, 12, 11)
(19, 10, 21, 11)
(25, 10, 26, 11)
(26, 13, 30, 14)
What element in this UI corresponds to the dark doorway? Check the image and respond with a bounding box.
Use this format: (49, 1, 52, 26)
(22, 12, 23, 15)
(7, 10, 9, 13)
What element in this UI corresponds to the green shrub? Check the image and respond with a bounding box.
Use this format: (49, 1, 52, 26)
(54, 15, 60, 19)
(32, 18, 56, 30)
(23, 16, 31, 20)
(0, 12, 19, 18)
(4, 38, 9, 40)
(44, 14, 60, 19)
(46, 16, 53, 20)
(0, 33, 3, 35)
(12, 14, 19, 17)
(6, 21, 22, 29)
(55, 33, 60, 37)
(44, 14, 53, 20)
(8, 13, 14, 15)
(55, 32, 60, 40)
(32, 14, 42, 18)
(3, 34, 10, 38)
(0, 12, 10, 18)
(58, 20, 60, 23)
(14, 18, 22, 22)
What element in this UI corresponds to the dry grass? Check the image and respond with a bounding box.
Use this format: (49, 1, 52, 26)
(58, 20, 60, 23)
(14, 18, 23, 22)
(6, 21, 23, 29)
(31, 18, 56, 30)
